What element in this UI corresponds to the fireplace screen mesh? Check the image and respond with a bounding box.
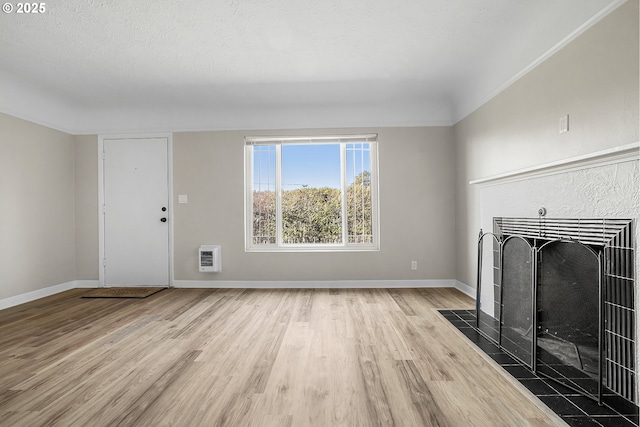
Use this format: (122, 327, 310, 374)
(536, 241, 600, 396)
(501, 237, 534, 367)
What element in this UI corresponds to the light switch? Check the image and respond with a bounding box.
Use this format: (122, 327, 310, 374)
(178, 194, 188, 204)
(559, 115, 569, 134)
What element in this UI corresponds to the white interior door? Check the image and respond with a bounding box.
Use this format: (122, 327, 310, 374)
(102, 137, 170, 287)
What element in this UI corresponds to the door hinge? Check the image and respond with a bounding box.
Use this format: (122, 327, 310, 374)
(102, 151, 106, 160)
(103, 258, 107, 267)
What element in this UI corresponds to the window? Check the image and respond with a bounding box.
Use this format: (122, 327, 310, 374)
(245, 134, 379, 251)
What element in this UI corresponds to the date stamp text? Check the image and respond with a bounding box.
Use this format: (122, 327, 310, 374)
(3, 3, 47, 14)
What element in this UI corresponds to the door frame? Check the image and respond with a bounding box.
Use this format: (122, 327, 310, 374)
(98, 133, 174, 288)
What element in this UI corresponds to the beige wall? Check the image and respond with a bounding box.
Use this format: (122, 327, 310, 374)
(453, 0, 639, 286)
(71, 126, 457, 284)
(173, 126, 456, 282)
(74, 135, 99, 280)
(0, 113, 76, 299)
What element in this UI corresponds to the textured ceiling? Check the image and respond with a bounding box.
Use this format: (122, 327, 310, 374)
(0, 0, 623, 134)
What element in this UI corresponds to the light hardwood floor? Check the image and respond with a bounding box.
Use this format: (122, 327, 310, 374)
(0, 288, 562, 426)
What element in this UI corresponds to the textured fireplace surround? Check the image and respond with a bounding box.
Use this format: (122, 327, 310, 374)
(472, 144, 639, 404)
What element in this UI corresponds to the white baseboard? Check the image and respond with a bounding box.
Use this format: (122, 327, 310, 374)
(74, 280, 100, 288)
(0, 279, 475, 311)
(0, 280, 100, 311)
(454, 280, 476, 299)
(0, 281, 77, 311)
(172, 279, 462, 289)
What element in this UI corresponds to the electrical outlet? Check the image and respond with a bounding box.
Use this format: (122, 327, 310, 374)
(411, 261, 417, 271)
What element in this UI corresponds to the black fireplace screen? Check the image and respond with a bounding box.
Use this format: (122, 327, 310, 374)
(476, 217, 636, 405)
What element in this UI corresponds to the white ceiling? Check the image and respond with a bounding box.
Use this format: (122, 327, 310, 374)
(0, 0, 623, 134)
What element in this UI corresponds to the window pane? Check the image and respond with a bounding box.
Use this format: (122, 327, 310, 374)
(252, 145, 276, 244)
(281, 144, 342, 244)
(346, 143, 373, 244)
(246, 136, 378, 251)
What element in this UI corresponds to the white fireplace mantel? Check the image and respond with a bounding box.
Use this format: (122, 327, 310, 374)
(470, 142, 640, 186)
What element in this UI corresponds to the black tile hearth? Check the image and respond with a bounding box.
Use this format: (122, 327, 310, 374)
(440, 309, 640, 427)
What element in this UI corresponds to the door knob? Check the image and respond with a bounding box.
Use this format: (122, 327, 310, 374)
(160, 217, 167, 222)
(162, 207, 167, 212)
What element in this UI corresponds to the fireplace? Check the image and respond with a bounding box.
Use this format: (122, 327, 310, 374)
(476, 217, 636, 405)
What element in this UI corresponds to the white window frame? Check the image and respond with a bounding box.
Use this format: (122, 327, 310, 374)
(244, 134, 380, 252)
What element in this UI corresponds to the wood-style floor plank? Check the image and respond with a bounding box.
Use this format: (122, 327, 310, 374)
(0, 288, 563, 426)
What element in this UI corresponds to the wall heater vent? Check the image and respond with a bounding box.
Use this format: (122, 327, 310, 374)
(199, 245, 221, 272)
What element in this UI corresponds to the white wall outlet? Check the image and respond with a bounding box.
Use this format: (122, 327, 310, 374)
(559, 115, 569, 133)
(178, 194, 188, 204)
(411, 261, 418, 270)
